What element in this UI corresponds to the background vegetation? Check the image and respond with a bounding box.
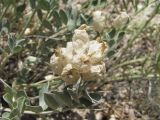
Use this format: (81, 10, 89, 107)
(0, 0, 160, 119)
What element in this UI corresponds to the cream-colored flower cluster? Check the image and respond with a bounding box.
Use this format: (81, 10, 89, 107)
(113, 12, 129, 29)
(93, 11, 106, 33)
(50, 25, 108, 84)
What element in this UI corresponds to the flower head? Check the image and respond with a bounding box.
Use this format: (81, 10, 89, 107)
(50, 25, 108, 84)
(113, 12, 129, 29)
(93, 11, 106, 33)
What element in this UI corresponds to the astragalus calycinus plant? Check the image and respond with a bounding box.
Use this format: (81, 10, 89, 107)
(1, 0, 160, 119)
(50, 24, 108, 84)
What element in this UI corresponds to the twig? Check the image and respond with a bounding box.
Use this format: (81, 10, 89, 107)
(18, 9, 36, 38)
(111, 57, 146, 71)
(0, 108, 56, 115)
(24, 35, 65, 41)
(0, 4, 10, 21)
(97, 74, 160, 89)
(0, 78, 11, 88)
(48, 27, 68, 39)
(0, 54, 11, 72)
(16, 76, 61, 88)
(115, 1, 160, 63)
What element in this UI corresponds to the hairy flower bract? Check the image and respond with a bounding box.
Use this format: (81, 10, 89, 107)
(50, 25, 108, 84)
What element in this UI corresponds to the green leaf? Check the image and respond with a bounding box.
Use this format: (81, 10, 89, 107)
(59, 9, 68, 25)
(156, 53, 160, 73)
(52, 11, 62, 28)
(42, 19, 53, 30)
(79, 97, 93, 107)
(67, 19, 75, 31)
(108, 39, 115, 47)
(13, 45, 22, 54)
(3, 93, 13, 107)
(0, 78, 13, 93)
(0, 16, 10, 32)
(62, 0, 68, 4)
(11, 116, 20, 120)
(71, 6, 78, 21)
(53, 92, 66, 107)
(29, 0, 36, 9)
(0, 46, 4, 53)
(16, 90, 30, 105)
(44, 93, 59, 110)
(16, 3, 26, 14)
(116, 31, 125, 42)
(107, 50, 116, 58)
(12, 101, 18, 108)
(108, 28, 116, 39)
(133, 0, 138, 11)
(17, 97, 26, 114)
(16, 39, 26, 46)
(53, 91, 72, 107)
(1, 80, 16, 108)
(3, 0, 14, 6)
(37, 9, 43, 21)
(8, 37, 25, 54)
(8, 35, 16, 52)
(38, 0, 50, 11)
(145, 0, 149, 6)
(0, 117, 10, 120)
(80, 14, 87, 24)
(2, 112, 10, 119)
(76, 15, 82, 26)
(39, 83, 49, 110)
(16, 90, 28, 99)
(26, 56, 38, 64)
(89, 93, 101, 101)
(9, 108, 19, 119)
(63, 89, 72, 107)
(25, 105, 43, 113)
(82, 90, 100, 103)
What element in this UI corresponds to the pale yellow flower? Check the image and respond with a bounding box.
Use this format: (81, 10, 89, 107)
(82, 62, 106, 81)
(72, 29, 89, 43)
(93, 11, 106, 33)
(50, 25, 108, 84)
(113, 12, 129, 29)
(87, 40, 108, 64)
(50, 54, 65, 75)
(61, 64, 80, 84)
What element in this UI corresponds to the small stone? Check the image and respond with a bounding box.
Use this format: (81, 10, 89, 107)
(96, 112, 103, 120)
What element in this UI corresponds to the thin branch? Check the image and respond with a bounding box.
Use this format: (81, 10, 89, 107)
(16, 76, 61, 88)
(0, 108, 56, 115)
(0, 4, 10, 21)
(114, 1, 160, 63)
(0, 53, 11, 72)
(18, 9, 36, 38)
(0, 78, 11, 89)
(97, 74, 160, 89)
(111, 57, 146, 71)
